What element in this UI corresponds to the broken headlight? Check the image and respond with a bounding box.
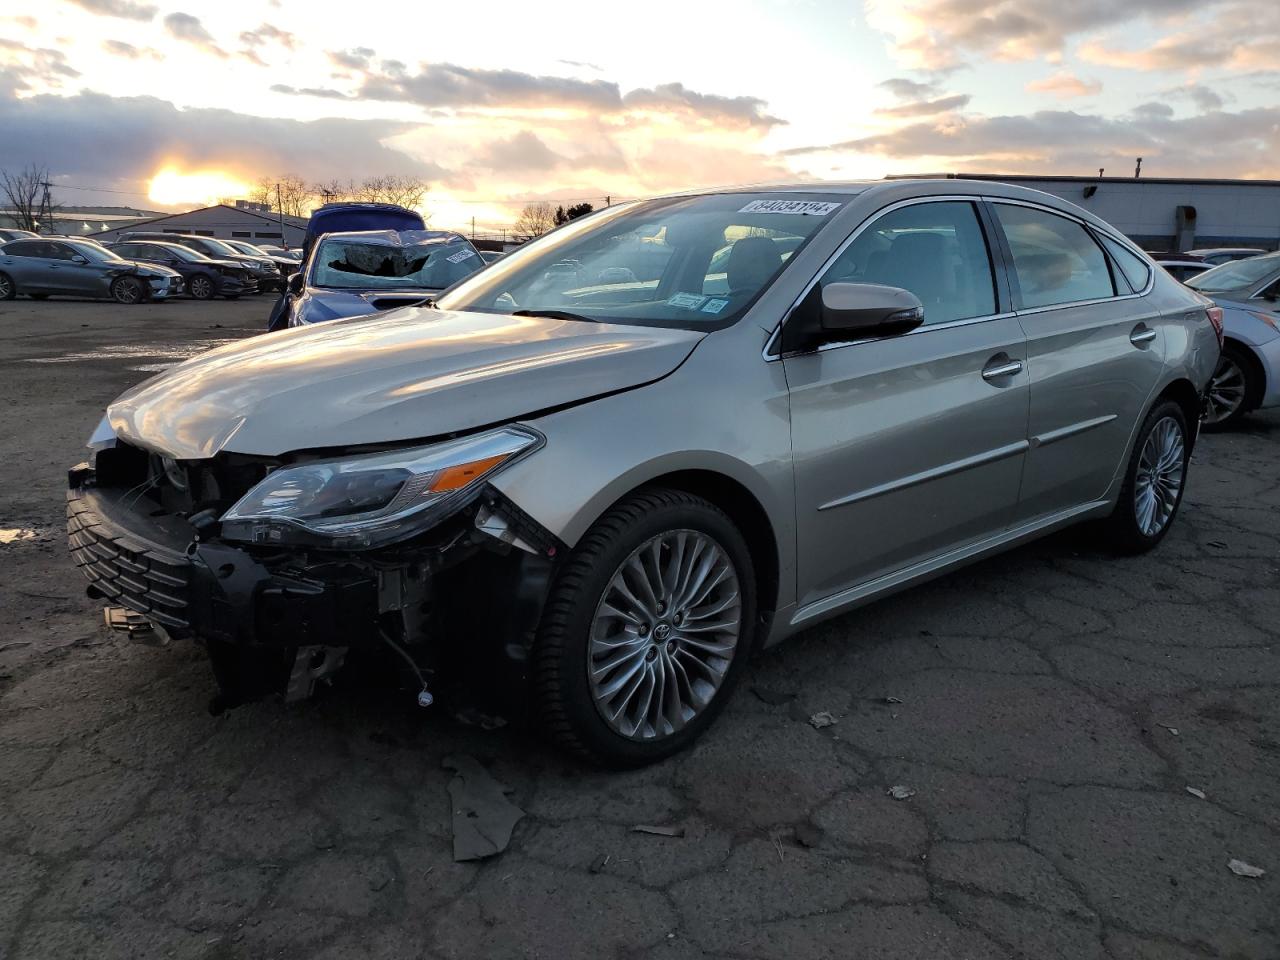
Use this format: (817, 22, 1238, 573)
(219, 426, 542, 549)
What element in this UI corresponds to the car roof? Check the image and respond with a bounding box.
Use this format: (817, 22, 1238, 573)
(1187, 247, 1268, 255)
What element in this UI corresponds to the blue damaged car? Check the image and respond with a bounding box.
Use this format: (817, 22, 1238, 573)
(283, 230, 485, 328)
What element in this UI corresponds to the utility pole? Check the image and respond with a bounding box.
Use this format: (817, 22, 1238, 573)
(605, 195, 611, 207)
(471, 215, 475, 239)
(37, 179, 53, 234)
(1134, 157, 1143, 179)
(276, 182, 285, 247)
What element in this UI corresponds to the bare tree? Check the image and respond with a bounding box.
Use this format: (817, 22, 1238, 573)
(352, 174, 428, 210)
(311, 178, 354, 205)
(1, 164, 54, 232)
(514, 201, 555, 240)
(249, 174, 316, 218)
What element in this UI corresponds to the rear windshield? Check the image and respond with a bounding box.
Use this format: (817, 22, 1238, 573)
(313, 238, 484, 290)
(1187, 256, 1280, 292)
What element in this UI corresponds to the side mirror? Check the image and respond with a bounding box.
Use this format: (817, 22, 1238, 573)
(70, 255, 88, 264)
(287, 272, 304, 295)
(819, 282, 925, 338)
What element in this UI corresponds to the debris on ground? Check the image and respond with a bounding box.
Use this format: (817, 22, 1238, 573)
(882, 696, 904, 704)
(1159, 724, 1180, 736)
(589, 854, 610, 873)
(887, 785, 916, 800)
(1185, 786, 1206, 800)
(794, 823, 824, 848)
(453, 706, 508, 731)
(443, 754, 525, 862)
(632, 824, 685, 838)
(809, 711, 837, 729)
(751, 686, 798, 706)
(1227, 859, 1266, 878)
(1206, 540, 1228, 549)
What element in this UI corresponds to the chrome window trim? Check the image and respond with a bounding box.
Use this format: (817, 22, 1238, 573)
(763, 194, 1002, 361)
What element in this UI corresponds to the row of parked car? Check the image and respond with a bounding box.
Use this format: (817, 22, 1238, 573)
(0, 226, 299, 303)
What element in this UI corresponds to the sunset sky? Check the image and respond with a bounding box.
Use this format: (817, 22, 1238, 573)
(2, 0, 1279, 232)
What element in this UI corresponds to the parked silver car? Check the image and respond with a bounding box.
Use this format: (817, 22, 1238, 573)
(0, 237, 182, 303)
(1186, 252, 1280, 424)
(67, 180, 1219, 765)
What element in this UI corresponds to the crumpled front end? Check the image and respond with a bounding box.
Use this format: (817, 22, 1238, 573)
(67, 436, 561, 712)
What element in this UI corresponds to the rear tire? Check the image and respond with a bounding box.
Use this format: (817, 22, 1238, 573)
(110, 276, 145, 304)
(0, 272, 14, 300)
(533, 488, 756, 767)
(1100, 400, 1189, 554)
(1202, 342, 1261, 429)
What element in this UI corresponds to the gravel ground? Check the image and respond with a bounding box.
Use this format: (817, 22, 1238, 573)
(1, 296, 1277, 959)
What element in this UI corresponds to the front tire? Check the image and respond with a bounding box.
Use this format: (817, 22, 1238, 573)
(110, 276, 145, 304)
(187, 274, 216, 300)
(533, 489, 756, 767)
(1101, 400, 1189, 554)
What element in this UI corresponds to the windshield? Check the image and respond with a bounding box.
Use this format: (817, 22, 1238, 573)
(164, 244, 211, 263)
(227, 240, 269, 256)
(313, 237, 484, 290)
(1187, 256, 1280, 292)
(69, 241, 125, 263)
(435, 192, 844, 329)
(196, 237, 242, 257)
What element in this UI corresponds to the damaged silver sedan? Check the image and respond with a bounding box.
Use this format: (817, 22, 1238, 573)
(68, 180, 1219, 765)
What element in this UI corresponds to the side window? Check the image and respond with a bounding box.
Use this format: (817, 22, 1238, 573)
(819, 201, 996, 326)
(46, 243, 74, 261)
(3, 240, 43, 258)
(994, 204, 1115, 308)
(1098, 234, 1151, 293)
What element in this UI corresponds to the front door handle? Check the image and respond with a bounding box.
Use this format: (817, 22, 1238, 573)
(1130, 324, 1157, 346)
(981, 356, 1024, 381)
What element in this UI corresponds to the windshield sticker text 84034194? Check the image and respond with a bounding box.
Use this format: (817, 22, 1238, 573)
(738, 199, 841, 216)
(446, 248, 478, 263)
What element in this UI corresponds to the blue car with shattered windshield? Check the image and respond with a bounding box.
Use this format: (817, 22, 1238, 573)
(284, 230, 485, 328)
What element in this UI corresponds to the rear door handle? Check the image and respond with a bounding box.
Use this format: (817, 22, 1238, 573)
(982, 357, 1024, 381)
(1130, 325, 1157, 346)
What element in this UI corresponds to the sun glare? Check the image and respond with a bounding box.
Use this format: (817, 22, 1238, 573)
(148, 167, 253, 207)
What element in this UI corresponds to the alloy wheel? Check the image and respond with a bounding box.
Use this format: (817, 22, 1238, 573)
(112, 277, 143, 304)
(1204, 355, 1246, 424)
(1133, 416, 1185, 537)
(189, 276, 212, 299)
(0, 275, 11, 298)
(588, 529, 741, 741)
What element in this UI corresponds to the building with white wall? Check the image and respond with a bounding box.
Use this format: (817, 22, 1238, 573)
(893, 174, 1280, 252)
(96, 201, 308, 248)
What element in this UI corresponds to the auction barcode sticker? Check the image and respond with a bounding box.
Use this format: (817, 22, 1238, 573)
(446, 248, 478, 263)
(739, 199, 841, 216)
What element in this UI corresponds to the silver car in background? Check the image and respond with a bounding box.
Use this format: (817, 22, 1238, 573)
(68, 180, 1219, 766)
(1186, 252, 1280, 425)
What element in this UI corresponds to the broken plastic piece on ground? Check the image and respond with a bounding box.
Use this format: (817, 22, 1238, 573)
(882, 696, 904, 704)
(808, 711, 837, 729)
(1185, 786, 1206, 799)
(888, 785, 916, 800)
(1227, 858, 1265, 878)
(444, 754, 524, 862)
(453, 706, 507, 730)
(1160, 724, 1180, 736)
(632, 824, 685, 838)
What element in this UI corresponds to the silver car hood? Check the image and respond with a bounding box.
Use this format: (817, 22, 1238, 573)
(108, 307, 703, 459)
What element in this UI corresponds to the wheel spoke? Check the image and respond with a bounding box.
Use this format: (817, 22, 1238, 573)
(588, 527, 742, 742)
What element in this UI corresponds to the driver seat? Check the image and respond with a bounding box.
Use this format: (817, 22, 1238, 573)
(726, 237, 782, 296)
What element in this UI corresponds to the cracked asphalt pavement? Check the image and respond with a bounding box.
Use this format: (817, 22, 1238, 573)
(1, 298, 1277, 959)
